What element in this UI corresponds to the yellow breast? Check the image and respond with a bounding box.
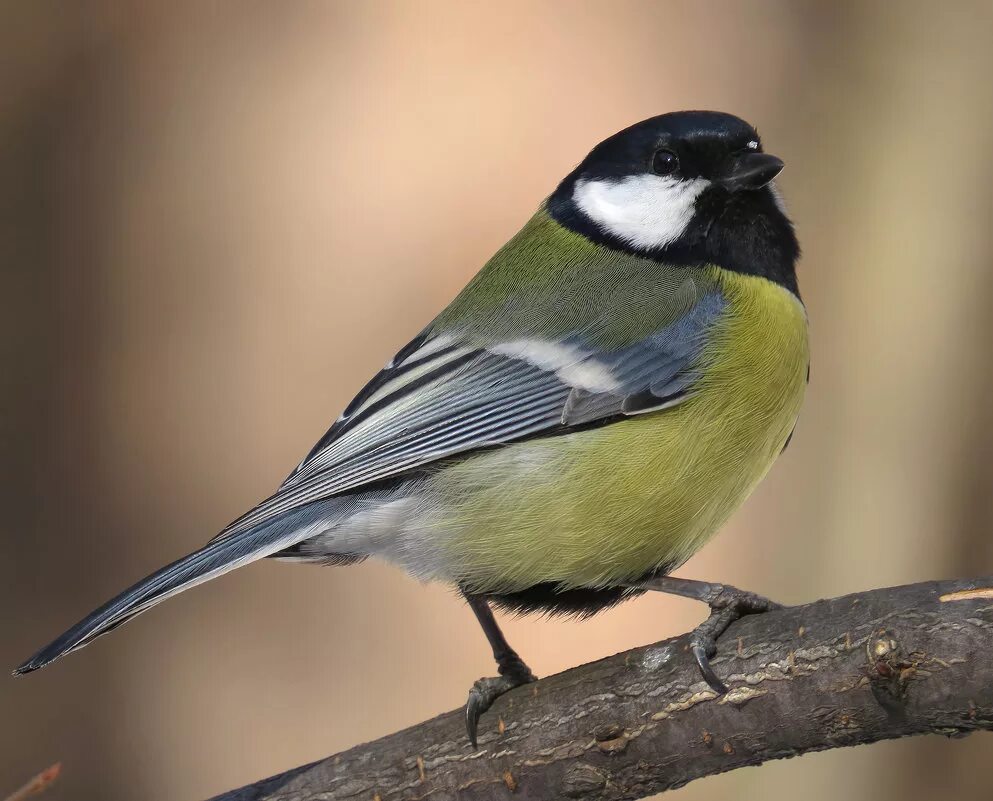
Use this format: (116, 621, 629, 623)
(432, 268, 810, 594)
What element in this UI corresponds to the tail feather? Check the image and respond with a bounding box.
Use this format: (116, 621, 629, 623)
(12, 514, 321, 676)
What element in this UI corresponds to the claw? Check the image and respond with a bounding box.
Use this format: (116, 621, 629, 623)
(691, 642, 729, 695)
(464, 672, 535, 749)
(465, 683, 485, 749)
(685, 586, 781, 693)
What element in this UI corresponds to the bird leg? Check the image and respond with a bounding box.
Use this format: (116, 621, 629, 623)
(463, 593, 537, 748)
(630, 576, 782, 695)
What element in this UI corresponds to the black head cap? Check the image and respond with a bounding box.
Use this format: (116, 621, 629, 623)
(577, 110, 765, 182)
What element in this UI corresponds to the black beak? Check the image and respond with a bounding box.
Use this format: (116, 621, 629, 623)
(718, 152, 784, 192)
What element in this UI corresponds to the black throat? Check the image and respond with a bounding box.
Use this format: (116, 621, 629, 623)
(547, 179, 801, 298)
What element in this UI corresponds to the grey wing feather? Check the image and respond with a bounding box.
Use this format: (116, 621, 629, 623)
(563, 291, 725, 424)
(214, 352, 571, 540)
(214, 288, 727, 542)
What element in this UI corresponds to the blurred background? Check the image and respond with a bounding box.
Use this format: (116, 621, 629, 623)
(4, 1, 993, 799)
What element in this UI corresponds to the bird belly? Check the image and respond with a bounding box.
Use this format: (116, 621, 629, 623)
(383, 269, 809, 595)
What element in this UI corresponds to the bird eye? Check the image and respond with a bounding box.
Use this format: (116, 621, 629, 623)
(651, 149, 679, 176)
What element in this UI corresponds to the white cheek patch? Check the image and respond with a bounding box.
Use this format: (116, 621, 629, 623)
(573, 174, 710, 250)
(489, 340, 620, 393)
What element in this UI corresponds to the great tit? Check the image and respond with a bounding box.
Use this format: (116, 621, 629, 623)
(15, 111, 808, 748)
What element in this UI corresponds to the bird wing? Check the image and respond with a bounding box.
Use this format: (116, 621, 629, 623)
(212, 283, 727, 541)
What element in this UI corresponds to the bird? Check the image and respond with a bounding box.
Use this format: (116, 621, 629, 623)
(14, 110, 808, 748)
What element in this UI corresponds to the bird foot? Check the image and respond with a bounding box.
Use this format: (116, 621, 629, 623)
(687, 584, 782, 695)
(465, 661, 536, 748)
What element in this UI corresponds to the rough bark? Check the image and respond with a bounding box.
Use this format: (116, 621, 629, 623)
(209, 576, 993, 801)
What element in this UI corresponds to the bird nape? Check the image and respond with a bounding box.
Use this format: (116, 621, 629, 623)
(15, 110, 808, 749)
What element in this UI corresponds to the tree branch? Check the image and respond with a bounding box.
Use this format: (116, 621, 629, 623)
(208, 576, 993, 801)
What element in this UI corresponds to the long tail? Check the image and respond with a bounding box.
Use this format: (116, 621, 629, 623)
(12, 507, 329, 676)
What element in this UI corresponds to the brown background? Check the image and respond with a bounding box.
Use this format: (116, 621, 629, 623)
(4, 2, 993, 799)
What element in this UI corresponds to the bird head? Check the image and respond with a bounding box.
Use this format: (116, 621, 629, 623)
(548, 111, 798, 286)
